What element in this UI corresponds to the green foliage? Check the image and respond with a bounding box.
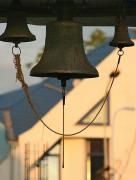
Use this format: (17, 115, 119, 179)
(132, 29, 136, 35)
(84, 29, 106, 51)
(26, 47, 44, 69)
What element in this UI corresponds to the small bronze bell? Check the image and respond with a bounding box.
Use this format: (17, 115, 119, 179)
(0, 0, 35, 45)
(30, 20, 99, 80)
(110, 16, 134, 48)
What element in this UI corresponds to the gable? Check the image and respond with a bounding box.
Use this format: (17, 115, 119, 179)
(78, 97, 109, 125)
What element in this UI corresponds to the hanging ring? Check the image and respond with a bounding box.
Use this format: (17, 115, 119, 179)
(117, 49, 124, 56)
(12, 46, 21, 56)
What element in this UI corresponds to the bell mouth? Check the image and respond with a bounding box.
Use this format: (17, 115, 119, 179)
(30, 70, 99, 80)
(0, 36, 36, 44)
(109, 40, 134, 48)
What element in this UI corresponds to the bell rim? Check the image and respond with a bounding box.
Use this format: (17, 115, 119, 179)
(0, 35, 36, 43)
(30, 70, 99, 79)
(109, 41, 134, 48)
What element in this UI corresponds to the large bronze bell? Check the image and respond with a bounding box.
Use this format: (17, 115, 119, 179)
(110, 16, 134, 48)
(30, 20, 99, 80)
(0, 0, 36, 44)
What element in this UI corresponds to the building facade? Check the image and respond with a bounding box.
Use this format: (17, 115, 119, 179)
(0, 39, 136, 179)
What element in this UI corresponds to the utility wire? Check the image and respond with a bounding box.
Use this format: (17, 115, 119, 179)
(117, 130, 136, 180)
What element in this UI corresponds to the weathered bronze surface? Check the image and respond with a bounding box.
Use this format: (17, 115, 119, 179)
(0, 0, 36, 44)
(110, 16, 134, 48)
(30, 20, 99, 80)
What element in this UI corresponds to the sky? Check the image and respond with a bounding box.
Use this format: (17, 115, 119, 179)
(0, 24, 114, 95)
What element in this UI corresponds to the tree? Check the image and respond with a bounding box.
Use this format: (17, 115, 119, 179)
(84, 29, 106, 52)
(132, 28, 136, 35)
(26, 47, 44, 69)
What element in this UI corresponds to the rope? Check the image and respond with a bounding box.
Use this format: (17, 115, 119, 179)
(12, 46, 123, 137)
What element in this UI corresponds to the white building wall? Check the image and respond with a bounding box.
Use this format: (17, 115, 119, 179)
(110, 45, 136, 179)
(0, 154, 11, 180)
(60, 138, 87, 180)
(0, 143, 22, 180)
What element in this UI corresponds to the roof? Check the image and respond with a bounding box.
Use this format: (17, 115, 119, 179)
(0, 0, 136, 26)
(0, 82, 62, 136)
(0, 40, 115, 136)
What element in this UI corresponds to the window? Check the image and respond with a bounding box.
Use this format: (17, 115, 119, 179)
(87, 139, 109, 180)
(40, 143, 60, 180)
(78, 97, 109, 125)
